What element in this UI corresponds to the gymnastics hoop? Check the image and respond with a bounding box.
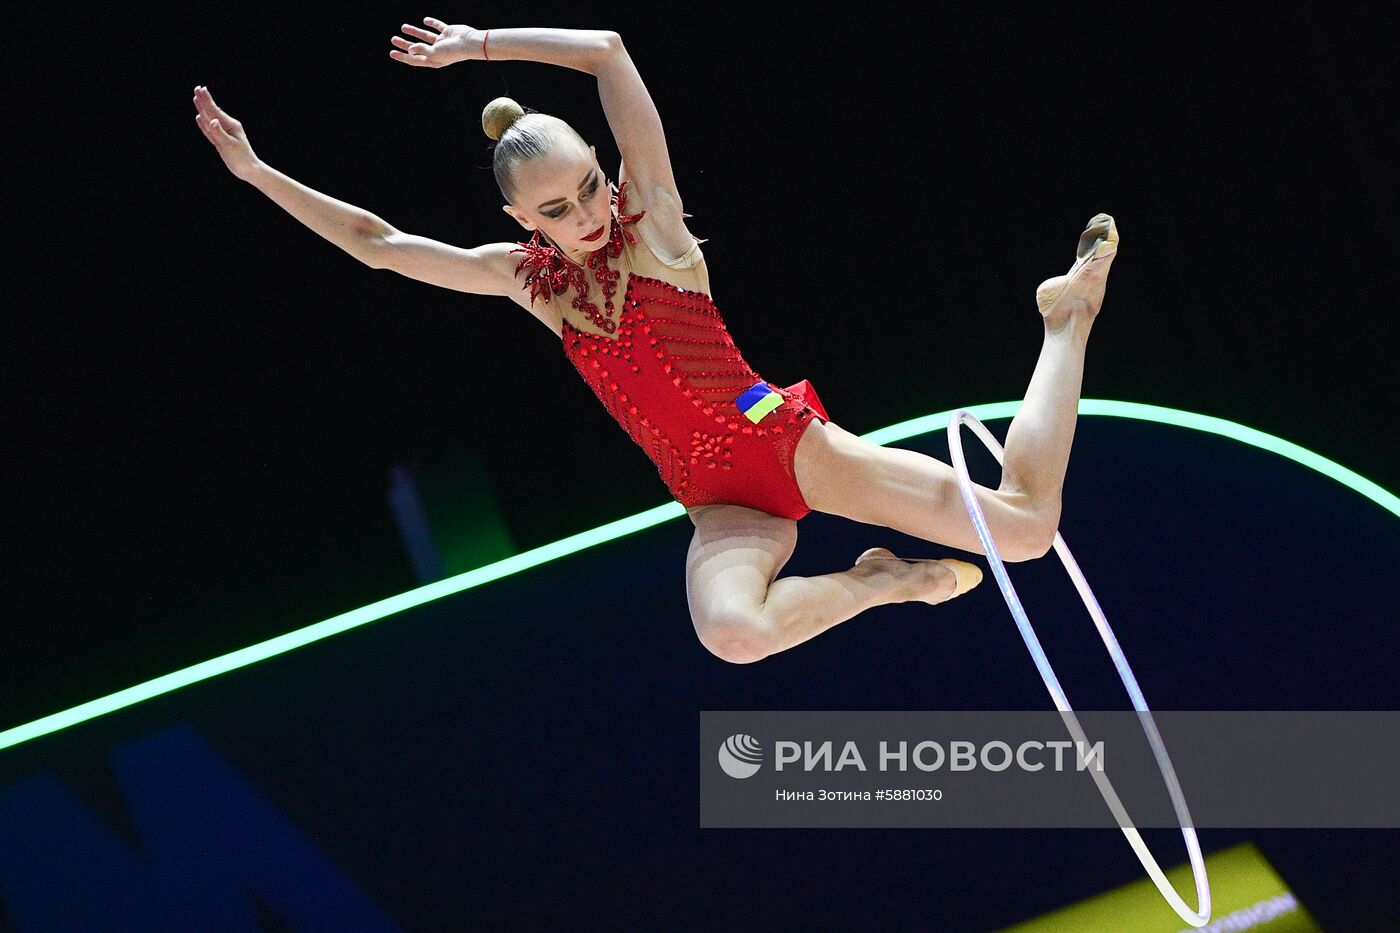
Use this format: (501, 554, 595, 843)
(946, 409, 1212, 928)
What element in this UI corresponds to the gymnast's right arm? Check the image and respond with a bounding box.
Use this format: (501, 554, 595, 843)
(192, 85, 518, 298)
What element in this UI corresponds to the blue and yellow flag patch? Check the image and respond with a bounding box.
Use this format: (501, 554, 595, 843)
(734, 381, 785, 424)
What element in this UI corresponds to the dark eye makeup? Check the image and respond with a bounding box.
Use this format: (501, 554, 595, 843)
(547, 181, 599, 219)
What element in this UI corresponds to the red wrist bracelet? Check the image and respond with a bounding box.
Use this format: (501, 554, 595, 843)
(483, 29, 490, 61)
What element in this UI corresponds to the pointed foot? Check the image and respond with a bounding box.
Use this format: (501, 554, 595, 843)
(855, 548, 982, 604)
(1036, 213, 1120, 330)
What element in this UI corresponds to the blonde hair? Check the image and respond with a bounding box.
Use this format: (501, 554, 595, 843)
(482, 96, 590, 206)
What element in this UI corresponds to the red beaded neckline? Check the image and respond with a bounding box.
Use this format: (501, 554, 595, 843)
(510, 180, 647, 335)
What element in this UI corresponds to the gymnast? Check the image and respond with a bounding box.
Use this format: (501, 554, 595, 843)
(191, 19, 1118, 665)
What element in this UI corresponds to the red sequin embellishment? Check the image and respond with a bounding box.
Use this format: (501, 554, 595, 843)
(535, 191, 828, 515)
(509, 180, 647, 333)
(689, 430, 734, 469)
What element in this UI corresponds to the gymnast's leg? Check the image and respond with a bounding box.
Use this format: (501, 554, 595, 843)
(997, 247, 1113, 518)
(795, 228, 1115, 559)
(685, 504, 961, 663)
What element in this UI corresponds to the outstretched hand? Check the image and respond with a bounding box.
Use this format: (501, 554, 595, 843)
(389, 17, 481, 68)
(192, 86, 260, 181)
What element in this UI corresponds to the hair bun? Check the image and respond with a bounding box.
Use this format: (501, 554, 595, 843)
(482, 97, 526, 142)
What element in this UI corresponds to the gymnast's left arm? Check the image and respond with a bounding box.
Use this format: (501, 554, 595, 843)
(388, 18, 615, 73)
(387, 21, 685, 210)
(589, 35, 687, 212)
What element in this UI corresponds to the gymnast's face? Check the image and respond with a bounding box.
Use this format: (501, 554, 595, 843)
(503, 142, 612, 257)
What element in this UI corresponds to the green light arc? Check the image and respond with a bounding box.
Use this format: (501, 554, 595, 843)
(2, 399, 1396, 754)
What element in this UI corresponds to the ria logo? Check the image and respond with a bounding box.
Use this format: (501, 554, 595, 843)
(717, 734, 763, 779)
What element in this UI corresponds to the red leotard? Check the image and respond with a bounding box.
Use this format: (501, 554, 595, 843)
(510, 181, 831, 520)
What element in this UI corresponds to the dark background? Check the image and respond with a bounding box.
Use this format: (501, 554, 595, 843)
(6, 1, 1399, 927)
